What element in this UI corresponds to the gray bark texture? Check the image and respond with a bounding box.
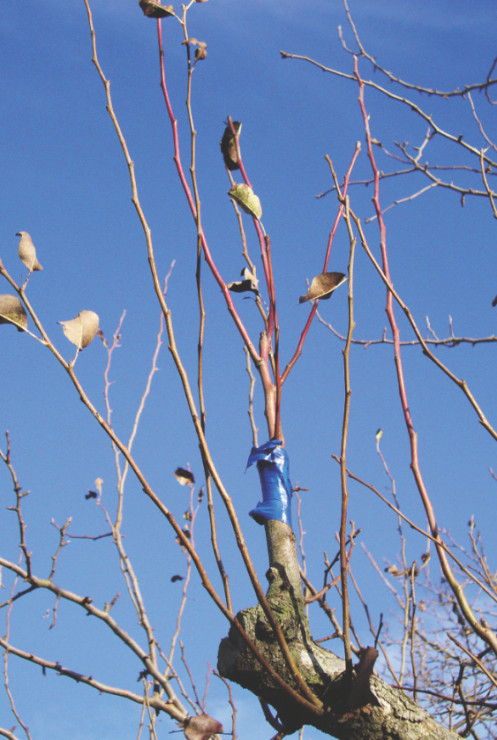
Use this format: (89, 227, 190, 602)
(218, 520, 460, 740)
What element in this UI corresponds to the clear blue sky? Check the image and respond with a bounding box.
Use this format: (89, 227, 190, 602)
(1, 1, 497, 738)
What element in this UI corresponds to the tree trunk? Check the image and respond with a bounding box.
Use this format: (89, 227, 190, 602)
(218, 520, 460, 740)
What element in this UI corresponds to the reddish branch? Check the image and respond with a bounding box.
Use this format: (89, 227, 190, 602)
(281, 144, 361, 384)
(157, 23, 259, 367)
(354, 56, 497, 659)
(155, 19, 322, 709)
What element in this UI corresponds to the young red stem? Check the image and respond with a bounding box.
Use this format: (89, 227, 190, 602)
(354, 56, 497, 657)
(280, 144, 360, 385)
(227, 104, 280, 436)
(157, 22, 260, 366)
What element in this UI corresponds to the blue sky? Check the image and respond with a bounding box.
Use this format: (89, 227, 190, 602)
(2, 1, 497, 738)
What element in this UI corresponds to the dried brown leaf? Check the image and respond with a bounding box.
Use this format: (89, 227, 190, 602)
(138, 0, 174, 18)
(228, 267, 259, 294)
(195, 43, 207, 62)
(58, 310, 100, 349)
(174, 467, 195, 485)
(0, 294, 28, 331)
(16, 231, 43, 272)
(181, 714, 224, 740)
(299, 272, 346, 303)
(220, 120, 242, 170)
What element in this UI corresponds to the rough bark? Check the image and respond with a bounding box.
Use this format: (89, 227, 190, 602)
(218, 521, 460, 740)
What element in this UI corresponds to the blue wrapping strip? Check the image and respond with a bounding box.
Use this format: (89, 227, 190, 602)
(247, 439, 293, 527)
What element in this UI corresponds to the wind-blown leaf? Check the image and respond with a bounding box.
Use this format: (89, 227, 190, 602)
(182, 38, 207, 62)
(138, 0, 174, 18)
(174, 467, 195, 486)
(228, 183, 262, 220)
(299, 271, 346, 303)
(0, 294, 28, 331)
(220, 120, 242, 170)
(16, 231, 43, 272)
(228, 267, 259, 294)
(180, 714, 224, 740)
(58, 310, 99, 349)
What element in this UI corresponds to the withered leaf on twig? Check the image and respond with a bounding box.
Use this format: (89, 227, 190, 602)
(194, 43, 207, 62)
(228, 183, 262, 220)
(0, 295, 28, 331)
(138, 0, 174, 18)
(182, 37, 207, 62)
(385, 563, 419, 578)
(220, 120, 242, 170)
(299, 271, 346, 304)
(180, 714, 224, 740)
(16, 231, 43, 272)
(58, 310, 100, 349)
(174, 467, 195, 486)
(96, 328, 108, 348)
(175, 527, 191, 546)
(227, 267, 259, 294)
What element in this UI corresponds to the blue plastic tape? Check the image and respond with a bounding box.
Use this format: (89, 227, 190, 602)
(247, 439, 293, 527)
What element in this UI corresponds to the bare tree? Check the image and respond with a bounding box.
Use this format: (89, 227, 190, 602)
(1, 2, 496, 739)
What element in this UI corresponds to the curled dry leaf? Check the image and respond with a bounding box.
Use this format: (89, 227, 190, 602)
(58, 310, 100, 349)
(16, 231, 43, 272)
(138, 0, 174, 18)
(175, 527, 191, 546)
(384, 563, 419, 578)
(195, 43, 207, 62)
(174, 467, 195, 485)
(228, 183, 262, 220)
(220, 120, 242, 170)
(96, 328, 107, 348)
(228, 266, 259, 294)
(183, 38, 207, 62)
(0, 294, 28, 331)
(180, 714, 224, 740)
(299, 271, 346, 304)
